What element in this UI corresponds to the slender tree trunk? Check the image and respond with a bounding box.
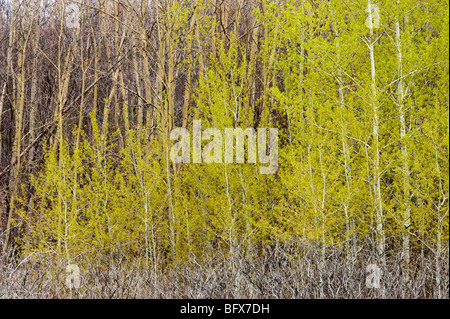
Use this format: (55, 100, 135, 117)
(166, 33, 175, 134)
(29, 0, 42, 164)
(5, 1, 37, 250)
(0, 82, 6, 166)
(367, 0, 386, 296)
(6, 30, 27, 251)
(155, 10, 166, 138)
(434, 147, 444, 299)
(101, 1, 118, 141)
(132, 37, 144, 127)
(395, 16, 411, 290)
(138, 19, 154, 149)
(2, 0, 16, 251)
(92, 35, 99, 117)
(260, 0, 278, 127)
(331, 5, 354, 291)
(113, 0, 127, 150)
(319, 148, 327, 299)
(54, 2, 79, 253)
(182, 6, 197, 128)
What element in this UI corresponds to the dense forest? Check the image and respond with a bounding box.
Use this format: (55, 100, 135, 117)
(0, 0, 448, 298)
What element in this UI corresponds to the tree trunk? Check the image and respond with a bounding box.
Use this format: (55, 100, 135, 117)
(395, 16, 411, 290)
(367, 0, 386, 296)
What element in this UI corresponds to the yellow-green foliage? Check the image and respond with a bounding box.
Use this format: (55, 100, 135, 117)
(18, 0, 448, 269)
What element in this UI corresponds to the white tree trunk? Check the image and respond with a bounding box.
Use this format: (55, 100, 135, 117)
(395, 17, 411, 288)
(367, 0, 386, 281)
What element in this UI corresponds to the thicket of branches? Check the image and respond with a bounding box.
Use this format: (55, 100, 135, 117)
(0, 0, 448, 298)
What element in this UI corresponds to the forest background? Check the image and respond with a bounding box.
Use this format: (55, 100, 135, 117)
(0, 0, 448, 298)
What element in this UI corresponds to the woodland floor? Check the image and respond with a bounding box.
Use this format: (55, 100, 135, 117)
(1, 243, 448, 299)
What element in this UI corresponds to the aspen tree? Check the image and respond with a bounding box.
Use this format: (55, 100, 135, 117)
(75, 5, 86, 150)
(57, 0, 79, 259)
(92, 27, 100, 117)
(259, 0, 278, 127)
(132, 36, 144, 127)
(113, 0, 129, 149)
(394, 5, 412, 288)
(153, 1, 166, 137)
(1, 0, 16, 246)
(6, 1, 33, 250)
(71, 1, 88, 267)
(434, 141, 444, 299)
(366, 0, 386, 272)
(247, 0, 260, 112)
(330, 2, 355, 285)
(165, 7, 176, 135)
(0, 82, 5, 159)
(28, 0, 42, 164)
(182, 2, 198, 128)
(101, 1, 119, 142)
